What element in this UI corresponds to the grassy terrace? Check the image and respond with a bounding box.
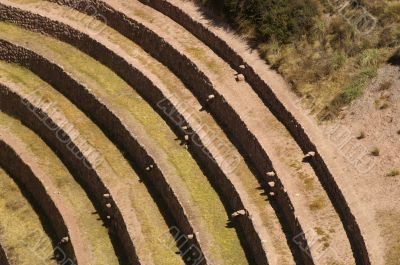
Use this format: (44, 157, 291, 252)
(0, 18, 247, 264)
(0, 60, 183, 265)
(0, 100, 118, 264)
(22, 2, 294, 262)
(17, 2, 294, 262)
(0, 166, 57, 265)
(113, 2, 354, 261)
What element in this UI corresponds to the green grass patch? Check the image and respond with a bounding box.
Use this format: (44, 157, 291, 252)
(0, 167, 58, 265)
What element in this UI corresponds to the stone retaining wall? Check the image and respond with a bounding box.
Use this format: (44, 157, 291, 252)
(137, 1, 370, 264)
(43, 0, 314, 263)
(0, 129, 75, 264)
(0, 81, 140, 265)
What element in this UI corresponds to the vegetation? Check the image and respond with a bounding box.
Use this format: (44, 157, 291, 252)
(203, 0, 400, 118)
(309, 196, 326, 211)
(356, 131, 366, 139)
(370, 146, 380, 156)
(386, 169, 400, 177)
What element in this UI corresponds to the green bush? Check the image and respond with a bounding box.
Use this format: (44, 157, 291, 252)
(206, 0, 319, 44)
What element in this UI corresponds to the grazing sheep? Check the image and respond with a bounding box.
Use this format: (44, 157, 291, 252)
(187, 234, 194, 240)
(184, 135, 189, 141)
(207, 94, 215, 101)
(106, 203, 112, 208)
(269, 192, 275, 196)
(182, 126, 188, 130)
(103, 193, 110, 198)
(239, 64, 246, 70)
(60, 236, 69, 244)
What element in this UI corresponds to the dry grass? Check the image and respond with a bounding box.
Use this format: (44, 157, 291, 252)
(208, 1, 400, 118)
(309, 196, 326, 211)
(374, 91, 391, 110)
(356, 131, 366, 140)
(386, 169, 400, 177)
(0, 167, 58, 265)
(378, 210, 400, 265)
(0, 69, 119, 265)
(370, 147, 380, 156)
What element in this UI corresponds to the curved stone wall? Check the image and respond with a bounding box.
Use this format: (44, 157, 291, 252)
(41, 1, 314, 263)
(0, 6, 272, 264)
(135, 1, 370, 264)
(0, 82, 140, 265)
(0, 38, 210, 265)
(0, 133, 76, 264)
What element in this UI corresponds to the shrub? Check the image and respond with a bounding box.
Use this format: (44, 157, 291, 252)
(371, 147, 380, 156)
(379, 80, 393, 91)
(360, 49, 380, 67)
(212, 0, 319, 44)
(309, 196, 326, 211)
(386, 169, 400, 177)
(357, 131, 366, 139)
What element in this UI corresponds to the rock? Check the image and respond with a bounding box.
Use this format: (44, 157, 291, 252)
(231, 209, 247, 218)
(268, 181, 275, 188)
(266, 171, 276, 177)
(304, 151, 316, 159)
(236, 74, 245, 82)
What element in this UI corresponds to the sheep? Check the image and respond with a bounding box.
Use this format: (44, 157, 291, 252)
(106, 203, 112, 208)
(187, 234, 194, 240)
(60, 236, 69, 244)
(103, 193, 110, 198)
(239, 64, 246, 70)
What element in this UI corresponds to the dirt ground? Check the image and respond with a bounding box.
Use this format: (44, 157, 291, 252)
(321, 64, 400, 265)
